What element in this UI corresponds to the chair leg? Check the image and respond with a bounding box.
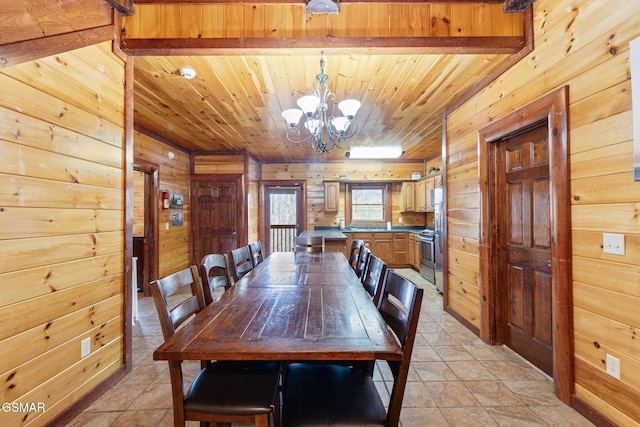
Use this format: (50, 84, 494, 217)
(272, 388, 281, 427)
(255, 414, 270, 427)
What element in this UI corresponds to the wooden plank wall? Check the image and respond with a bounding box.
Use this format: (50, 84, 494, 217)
(133, 170, 145, 236)
(445, 0, 640, 424)
(1, 0, 112, 45)
(247, 155, 261, 244)
(261, 160, 429, 229)
(122, 3, 522, 39)
(0, 42, 125, 425)
(134, 131, 192, 277)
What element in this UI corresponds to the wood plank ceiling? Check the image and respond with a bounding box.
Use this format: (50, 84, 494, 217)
(122, 1, 531, 162)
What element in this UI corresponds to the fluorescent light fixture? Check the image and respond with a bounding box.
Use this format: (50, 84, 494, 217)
(346, 146, 404, 159)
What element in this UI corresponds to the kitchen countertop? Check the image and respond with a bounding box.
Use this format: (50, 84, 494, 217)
(313, 226, 432, 235)
(299, 229, 349, 240)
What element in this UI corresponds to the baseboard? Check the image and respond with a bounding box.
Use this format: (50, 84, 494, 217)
(45, 366, 127, 427)
(571, 395, 616, 427)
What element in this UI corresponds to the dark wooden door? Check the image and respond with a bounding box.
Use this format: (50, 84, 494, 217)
(497, 124, 553, 376)
(192, 180, 238, 263)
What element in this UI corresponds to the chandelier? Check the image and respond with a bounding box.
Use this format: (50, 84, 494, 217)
(281, 56, 361, 153)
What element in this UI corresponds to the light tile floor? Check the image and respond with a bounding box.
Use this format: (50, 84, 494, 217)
(69, 268, 594, 427)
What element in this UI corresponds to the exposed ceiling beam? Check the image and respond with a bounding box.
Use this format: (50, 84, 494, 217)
(121, 36, 525, 56)
(132, 0, 505, 4)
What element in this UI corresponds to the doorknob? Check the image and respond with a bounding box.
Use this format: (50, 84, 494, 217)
(547, 260, 551, 267)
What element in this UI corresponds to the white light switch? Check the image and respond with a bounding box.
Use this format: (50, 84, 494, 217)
(603, 233, 625, 256)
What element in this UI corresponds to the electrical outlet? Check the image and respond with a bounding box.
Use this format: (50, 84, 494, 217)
(398, 217, 403, 224)
(603, 233, 625, 255)
(81, 337, 91, 359)
(606, 354, 620, 379)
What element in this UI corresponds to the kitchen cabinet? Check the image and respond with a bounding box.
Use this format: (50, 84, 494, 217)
(393, 233, 408, 265)
(425, 176, 435, 211)
(415, 179, 427, 212)
(408, 233, 420, 270)
(415, 174, 441, 212)
(373, 233, 394, 264)
(347, 232, 409, 267)
(324, 181, 340, 211)
(400, 181, 415, 212)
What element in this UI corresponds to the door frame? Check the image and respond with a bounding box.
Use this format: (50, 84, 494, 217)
(132, 158, 159, 297)
(478, 86, 573, 403)
(259, 180, 307, 254)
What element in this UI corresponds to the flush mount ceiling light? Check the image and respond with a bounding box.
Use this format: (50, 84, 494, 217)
(282, 55, 361, 154)
(346, 146, 405, 159)
(306, 0, 339, 14)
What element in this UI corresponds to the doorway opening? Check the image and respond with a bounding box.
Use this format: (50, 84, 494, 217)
(478, 87, 573, 403)
(132, 159, 159, 297)
(260, 181, 306, 255)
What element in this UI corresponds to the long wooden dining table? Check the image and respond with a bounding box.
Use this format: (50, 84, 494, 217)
(153, 251, 403, 363)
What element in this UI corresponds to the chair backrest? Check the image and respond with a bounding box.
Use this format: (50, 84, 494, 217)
(295, 235, 324, 252)
(354, 245, 371, 279)
(248, 240, 264, 267)
(199, 253, 233, 305)
(150, 266, 209, 425)
(149, 265, 206, 341)
(377, 270, 423, 426)
(348, 239, 364, 270)
(230, 246, 253, 281)
(360, 254, 387, 306)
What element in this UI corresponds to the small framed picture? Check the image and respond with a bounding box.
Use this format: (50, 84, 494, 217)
(170, 211, 184, 227)
(170, 192, 184, 209)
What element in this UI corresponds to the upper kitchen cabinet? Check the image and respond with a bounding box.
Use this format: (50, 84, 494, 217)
(415, 175, 442, 212)
(324, 181, 340, 212)
(400, 181, 416, 212)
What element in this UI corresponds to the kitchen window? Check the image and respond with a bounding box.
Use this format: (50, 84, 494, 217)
(345, 183, 391, 225)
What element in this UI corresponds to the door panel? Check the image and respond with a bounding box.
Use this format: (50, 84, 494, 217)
(192, 180, 238, 263)
(499, 124, 553, 376)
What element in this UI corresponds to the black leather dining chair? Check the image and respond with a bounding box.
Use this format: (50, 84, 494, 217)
(360, 254, 387, 306)
(199, 253, 233, 305)
(249, 240, 265, 267)
(231, 245, 254, 281)
(348, 239, 364, 271)
(354, 245, 371, 279)
(281, 270, 423, 426)
(149, 265, 281, 427)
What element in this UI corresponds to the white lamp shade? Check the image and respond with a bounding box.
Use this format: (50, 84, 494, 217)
(331, 116, 350, 134)
(297, 95, 321, 116)
(282, 109, 303, 127)
(338, 99, 361, 119)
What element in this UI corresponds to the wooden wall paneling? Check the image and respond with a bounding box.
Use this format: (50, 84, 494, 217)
(445, 0, 640, 423)
(133, 170, 145, 235)
(134, 130, 192, 278)
(0, 254, 121, 309)
(429, 3, 452, 36)
(0, 231, 122, 274)
(224, 4, 244, 38)
(0, 41, 126, 425)
(125, 3, 522, 41)
(0, 318, 122, 403)
(0, 0, 113, 45)
(247, 155, 261, 244)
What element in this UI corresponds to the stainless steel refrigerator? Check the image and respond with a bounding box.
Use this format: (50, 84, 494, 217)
(433, 186, 444, 293)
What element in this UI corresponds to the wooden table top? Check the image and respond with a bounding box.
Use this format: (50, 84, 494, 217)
(153, 251, 403, 362)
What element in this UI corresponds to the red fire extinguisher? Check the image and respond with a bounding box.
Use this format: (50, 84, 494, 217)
(162, 190, 170, 210)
